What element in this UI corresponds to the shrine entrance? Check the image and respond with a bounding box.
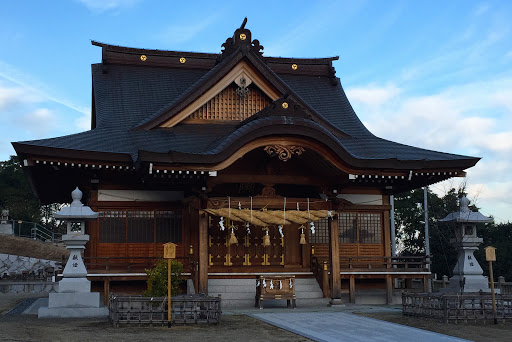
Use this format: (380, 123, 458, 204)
(208, 217, 304, 270)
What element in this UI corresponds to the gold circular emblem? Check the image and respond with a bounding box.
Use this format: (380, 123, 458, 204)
(180, 57, 186, 64)
(140, 55, 147, 62)
(282, 102, 289, 109)
(239, 33, 247, 40)
(291, 64, 298, 70)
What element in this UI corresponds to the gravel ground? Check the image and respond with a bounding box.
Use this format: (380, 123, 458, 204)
(0, 293, 310, 342)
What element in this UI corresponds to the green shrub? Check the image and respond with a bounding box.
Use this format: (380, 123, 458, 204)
(144, 259, 183, 297)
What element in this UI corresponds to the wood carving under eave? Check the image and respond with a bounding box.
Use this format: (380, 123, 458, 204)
(264, 145, 305, 162)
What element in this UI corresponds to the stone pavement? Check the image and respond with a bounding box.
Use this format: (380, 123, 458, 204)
(250, 312, 470, 342)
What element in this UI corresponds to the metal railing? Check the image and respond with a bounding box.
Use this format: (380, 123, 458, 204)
(3, 220, 62, 243)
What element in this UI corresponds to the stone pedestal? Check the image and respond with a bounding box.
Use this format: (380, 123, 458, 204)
(38, 233, 108, 318)
(38, 187, 107, 318)
(439, 195, 495, 294)
(0, 222, 13, 235)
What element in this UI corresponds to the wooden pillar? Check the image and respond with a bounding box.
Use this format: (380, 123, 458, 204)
(423, 275, 429, 293)
(386, 275, 393, 304)
(322, 261, 329, 298)
(328, 214, 342, 305)
(349, 275, 356, 303)
(198, 210, 208, 295)
(104, 277, 110, 306)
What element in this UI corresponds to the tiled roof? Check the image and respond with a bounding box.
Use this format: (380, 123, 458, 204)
(14, 48, 478, 169)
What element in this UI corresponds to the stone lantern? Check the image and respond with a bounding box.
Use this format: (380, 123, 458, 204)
(38, 187, 108, 318)
(439, 195, 493, 293)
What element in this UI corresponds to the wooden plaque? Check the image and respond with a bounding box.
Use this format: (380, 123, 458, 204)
(485, 246, 496, 261)
(164, 242, 177, 259)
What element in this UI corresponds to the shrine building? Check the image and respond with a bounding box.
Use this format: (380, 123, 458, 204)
(12, 21, 479, 306)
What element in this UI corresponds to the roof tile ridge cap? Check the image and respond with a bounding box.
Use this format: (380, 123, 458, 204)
(264, 56, 340, 63)
(134, 50, 243, 130)
(205, 116, 345, 155)
(91, 40, 219, 58)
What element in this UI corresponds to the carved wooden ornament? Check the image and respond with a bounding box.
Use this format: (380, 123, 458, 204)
(264, 145, 305, 162)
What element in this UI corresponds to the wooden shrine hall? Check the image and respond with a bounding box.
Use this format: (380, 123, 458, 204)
(13, 20, 479, 305)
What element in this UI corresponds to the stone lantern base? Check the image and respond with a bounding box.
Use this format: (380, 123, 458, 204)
(38, 294, 108, 318)
(37, 188, 107, 318)
(38, 277, 108, 318)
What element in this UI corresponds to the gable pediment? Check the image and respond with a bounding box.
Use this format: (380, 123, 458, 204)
(159, 60, 281, 127)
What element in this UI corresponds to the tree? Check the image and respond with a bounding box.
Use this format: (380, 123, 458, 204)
(395, 187, 466, 278)
(144, 260, 184, 297)
(0, 156, 41, 222)
(476, 222, 512, 281)
(41, 203, 66, 234)
(395, 187, 511, 281)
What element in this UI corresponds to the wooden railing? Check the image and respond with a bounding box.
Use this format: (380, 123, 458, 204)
(310, 254, 329, 298)
(496, 276, 512, 295)
(82, 256, 193, 273)
(109, 294, 221, 327)
(341, 255, 429, 270)
(312, 255, 429, 271)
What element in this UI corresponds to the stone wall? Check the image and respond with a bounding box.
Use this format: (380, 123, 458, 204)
(0, 223, 13, 235)
(0, 281, 58, 294)
(0, 253, 59, 278)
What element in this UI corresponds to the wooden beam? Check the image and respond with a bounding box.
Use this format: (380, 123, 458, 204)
(207, 197, 331, 210)
(207, 174, 332, 187)
(198, 210, 209, 295)
(328, 214, 342, 304)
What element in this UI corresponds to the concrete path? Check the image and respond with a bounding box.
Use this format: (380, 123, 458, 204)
(250, 312, 470, 342)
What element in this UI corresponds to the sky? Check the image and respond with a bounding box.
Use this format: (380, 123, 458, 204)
(0, 0, 511, 222)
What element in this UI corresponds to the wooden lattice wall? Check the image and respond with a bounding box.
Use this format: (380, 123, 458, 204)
(187, 84, 271, 122)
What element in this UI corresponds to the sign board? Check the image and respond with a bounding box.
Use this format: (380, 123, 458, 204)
(485, 246, 496, 261)
(163, 242, 176, 259)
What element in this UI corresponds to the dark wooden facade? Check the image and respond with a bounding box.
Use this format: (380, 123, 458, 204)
(13, 23, 479, 304)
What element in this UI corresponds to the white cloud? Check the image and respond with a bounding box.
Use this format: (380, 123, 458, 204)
(0, 84, 41, 112)
(0, 64, 92, 155)
(75, 113, 92, 131)
(347, 77, 512, 222)
(0, 61, 89, 116)
(77, 0, 141, 12)
(14, 108, 57, 137)
(346, 84, 401, 107)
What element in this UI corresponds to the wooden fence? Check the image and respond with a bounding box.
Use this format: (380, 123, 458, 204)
(403, 292, 512, 323)
(109, 294, 221, 327)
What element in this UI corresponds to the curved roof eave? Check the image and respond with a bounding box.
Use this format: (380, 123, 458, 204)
(137, 117, 480, 172)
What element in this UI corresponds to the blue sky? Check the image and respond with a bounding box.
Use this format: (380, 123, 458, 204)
(1, 0, 511, 222)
